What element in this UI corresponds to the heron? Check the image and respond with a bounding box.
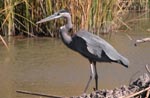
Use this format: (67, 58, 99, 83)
(36, 9, 129, 93)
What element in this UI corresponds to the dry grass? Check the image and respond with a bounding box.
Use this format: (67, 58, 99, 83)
(0, 0, 149, 38)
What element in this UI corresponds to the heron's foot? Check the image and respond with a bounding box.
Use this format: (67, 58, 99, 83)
(93, 87, 98, 91)
(81, 93, 87, 97)
(93, 87, 96, 91)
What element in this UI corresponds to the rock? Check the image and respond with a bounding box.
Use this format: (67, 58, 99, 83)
(72, 73, 150, 98)
(131, 73, 150, 88)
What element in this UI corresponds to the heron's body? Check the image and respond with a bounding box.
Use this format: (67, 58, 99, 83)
(37, 9, 129, 92)
(67, 31, 116, 62)
(60, 27, 128, 67)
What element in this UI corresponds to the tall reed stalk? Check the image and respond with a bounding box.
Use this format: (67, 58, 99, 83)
(3, 0, 15, 36)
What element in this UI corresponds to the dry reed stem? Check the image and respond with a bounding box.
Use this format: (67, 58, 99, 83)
(0, 35, 9, 50)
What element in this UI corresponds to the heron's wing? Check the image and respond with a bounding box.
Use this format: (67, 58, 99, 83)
(76, 30, 125, 61)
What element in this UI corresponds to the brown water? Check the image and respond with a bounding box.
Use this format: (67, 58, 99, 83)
(0, 32, 150, 98)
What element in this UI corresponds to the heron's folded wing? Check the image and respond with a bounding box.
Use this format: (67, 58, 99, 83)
(76, 30, 123, 61)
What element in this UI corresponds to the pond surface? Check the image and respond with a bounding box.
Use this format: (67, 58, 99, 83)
(1, 13, 150, 97)
(0, 31, 150, 98)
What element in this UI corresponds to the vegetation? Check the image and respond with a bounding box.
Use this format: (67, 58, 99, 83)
(0, 0, 149, 38)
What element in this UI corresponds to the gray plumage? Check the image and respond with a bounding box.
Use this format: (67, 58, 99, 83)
(76, 29, 129, 66)
(36, 9, 129, 93)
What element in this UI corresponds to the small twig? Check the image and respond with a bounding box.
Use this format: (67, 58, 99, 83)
(16, 90, 64, 98)
(125, 34, 133, 40)
(145, 64, 150, 74)
(134, 37, 150, 46)
(122, 86, 150, 98)
(0, 35, 9, 50)
(146, 90, 150, 98)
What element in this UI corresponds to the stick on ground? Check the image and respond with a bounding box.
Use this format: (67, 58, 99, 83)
(16, 90, 64, 98)
(135, 37, 150, 46)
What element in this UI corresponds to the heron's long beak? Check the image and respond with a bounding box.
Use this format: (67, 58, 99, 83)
(36, 13, 61, 24)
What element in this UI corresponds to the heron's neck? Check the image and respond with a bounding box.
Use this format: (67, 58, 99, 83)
(60, 26, 72, 45)
(65, 15, 73, 30)
(60, 16, 73, 45)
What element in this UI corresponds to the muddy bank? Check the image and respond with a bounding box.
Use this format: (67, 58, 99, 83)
(16, 73, 150, 98)
(71, 73, 150, 98)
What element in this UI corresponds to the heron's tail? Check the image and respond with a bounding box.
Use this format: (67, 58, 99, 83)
(119, 56, 129, 68)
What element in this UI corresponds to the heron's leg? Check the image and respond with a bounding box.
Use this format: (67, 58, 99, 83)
(84, 72, 92, 93)
(84, 61, 95, 93)
(93, 61, 98, 90)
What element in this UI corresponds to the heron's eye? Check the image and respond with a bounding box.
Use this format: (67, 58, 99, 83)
(57, 13, 60, 16)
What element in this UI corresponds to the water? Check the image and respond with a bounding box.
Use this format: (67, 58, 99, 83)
(0, 31, 149, 98)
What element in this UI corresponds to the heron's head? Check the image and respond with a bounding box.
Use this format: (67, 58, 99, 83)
(36, 9, 71, 24)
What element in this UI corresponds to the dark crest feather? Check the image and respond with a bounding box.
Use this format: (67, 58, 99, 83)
(59, 9, 69, 13)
